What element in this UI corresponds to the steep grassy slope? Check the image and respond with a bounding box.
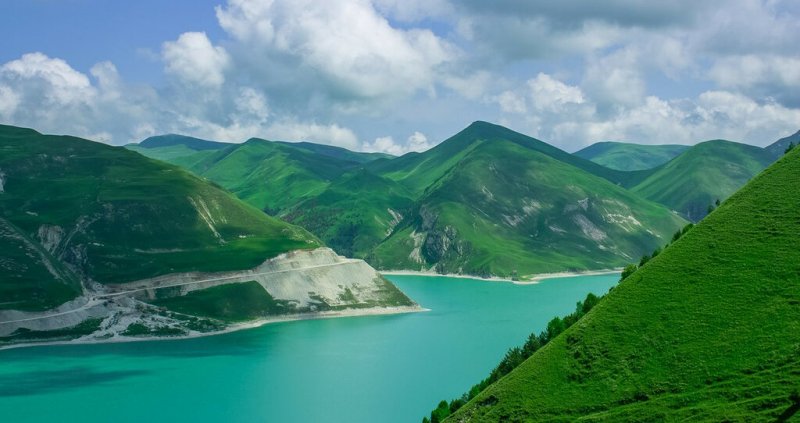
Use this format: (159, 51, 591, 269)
(632, 140, 774, 221)
(370, 138, 686, 277)
(450, 147, 800, 422)
(0, 125, 319, 310)
(575, 141, 689, 171)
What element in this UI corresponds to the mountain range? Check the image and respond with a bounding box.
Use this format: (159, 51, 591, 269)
(131, 121, 796, 278)
(132, 122, 690, 278)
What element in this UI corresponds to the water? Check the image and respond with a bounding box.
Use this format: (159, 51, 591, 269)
(0, 274, 618, 423)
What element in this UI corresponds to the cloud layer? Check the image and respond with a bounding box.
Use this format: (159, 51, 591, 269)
(0, 0, 798, 152)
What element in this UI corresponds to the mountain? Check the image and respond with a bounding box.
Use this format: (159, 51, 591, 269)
(366, 122, 686, 277)
(128, 122, 686, 278)
(449, 146, 800, 421)
(283, 169, 415, 258)
(764, 129, 800, 160)
(129, 136, 388, 215)
(368, 121, 650, 192)
(574, 141, 689, 171)
(631, 140, 774, 221)
(126, 134, 229, 169)
(0, 125, 415, 347)
(138, 134, 231, 150)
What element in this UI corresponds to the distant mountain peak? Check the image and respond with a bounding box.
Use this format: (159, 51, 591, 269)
(139, 134, 229, 150)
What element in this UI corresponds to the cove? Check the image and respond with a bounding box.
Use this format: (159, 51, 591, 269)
(0, 273, 619, 422)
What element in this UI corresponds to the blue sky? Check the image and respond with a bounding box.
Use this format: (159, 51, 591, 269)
(0, 0, 798, 153)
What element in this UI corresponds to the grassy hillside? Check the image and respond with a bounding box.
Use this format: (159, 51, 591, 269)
(370, 137, 685, 277)
(369, 121, 650, 192)
(130, 136, 386, 215)
(632, 140, 774, 221)
(283, 169, 415, 258)
(0, 125, 319, 310)
(575, 141, 689, 171)
(449, 146, 800, 421)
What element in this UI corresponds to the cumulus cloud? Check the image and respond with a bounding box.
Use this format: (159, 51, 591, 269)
(266, 121, 360, 150)
(363, 131, 434, 155)
(528, 73, 585, 111)
(708, 55, 800, 106)
(215, 0, 456, 106)
(1, 0, 798, 153)
(490, 72, 800, 150)
(162, 32, 230, 88)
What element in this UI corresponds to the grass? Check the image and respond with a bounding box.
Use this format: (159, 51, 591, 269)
(632, 140, 774, 221)
(0, 125, 320, 310)
(150, 281, 295, 322)
(574, 141, 689, 171)
(449, 144, 800, 421)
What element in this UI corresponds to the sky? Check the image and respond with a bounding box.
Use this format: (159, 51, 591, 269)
(0, 0, 798, 153)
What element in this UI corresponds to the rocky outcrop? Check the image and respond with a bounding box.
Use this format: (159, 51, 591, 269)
(0, 248, 418, 346)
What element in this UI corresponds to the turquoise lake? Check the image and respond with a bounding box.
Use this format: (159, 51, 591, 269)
(0, 274, 618, 422)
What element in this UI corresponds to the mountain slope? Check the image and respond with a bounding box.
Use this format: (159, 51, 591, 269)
(130, 137, 386, 215)
(369, 121, 651, 192)
(632, 140, 774, 221)
(575, 141, 689, 171)
(765, 129, 800, 160)
(0, 125, 415, 346)
(370, 136, 686, 277)
(283, 169, 415, 258)
(450, 146, 800, 421)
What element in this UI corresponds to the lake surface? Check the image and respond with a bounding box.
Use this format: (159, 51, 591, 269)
(0, 273, 618, 423)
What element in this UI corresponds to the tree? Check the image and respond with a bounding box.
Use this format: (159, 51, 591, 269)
(621, 264, 638, 281)
(715, 198, 721, 206)
(786, 142, 795, 154)
(430, 400, 450, 423)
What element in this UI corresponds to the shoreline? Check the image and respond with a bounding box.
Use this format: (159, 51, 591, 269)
(0, 305, 426, 352)
(380, 268, 621, 284)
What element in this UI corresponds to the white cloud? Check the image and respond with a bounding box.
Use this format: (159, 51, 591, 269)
(494, 91, 527, 114)
(708, 55, 800, 106)
(215, 0, 456, 104)
(266, 120, 360, 150)
(528, 73, 585, 111)
(362, 131, 434, 155)
(162, 32, 230, 88)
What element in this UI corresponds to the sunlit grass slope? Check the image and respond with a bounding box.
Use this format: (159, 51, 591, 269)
(451, 146, 800, 422)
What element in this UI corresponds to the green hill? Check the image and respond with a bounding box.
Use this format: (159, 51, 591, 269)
(574, 141, 689, 171)
(368, 121, 650, 192)
(129, 136, 387, 215)
(283, 169, 415, 258)
(449, 145, 800, 421)
(369, 129, 686, 277)
(632, 140, 774, 221)
(0, 125, 319, 311)
(765, 130, 800, 160)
